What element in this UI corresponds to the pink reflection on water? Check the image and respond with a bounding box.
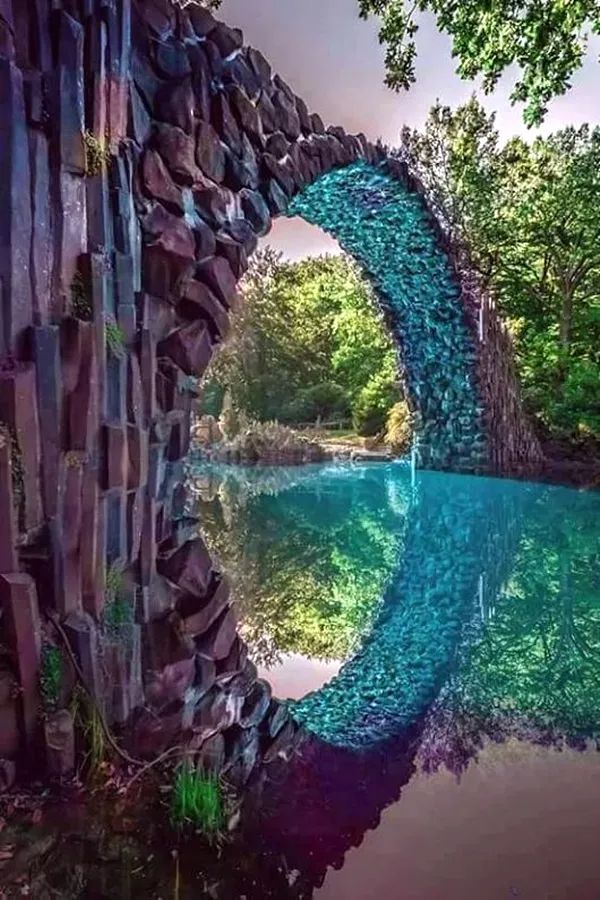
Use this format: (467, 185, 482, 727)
(258, 653, 342, 701)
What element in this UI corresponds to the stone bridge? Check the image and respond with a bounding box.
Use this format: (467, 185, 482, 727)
(0, 0, 542, 815)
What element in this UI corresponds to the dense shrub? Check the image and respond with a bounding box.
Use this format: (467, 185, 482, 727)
(352, 371, 398, 436)
(285, 382, 351, 423)
(385, 401, 412, 454)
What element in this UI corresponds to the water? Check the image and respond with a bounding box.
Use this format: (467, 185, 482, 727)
(187, 460, 600, 897)
(5, 462, 599, 898)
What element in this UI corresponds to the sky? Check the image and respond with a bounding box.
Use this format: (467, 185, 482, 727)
(220, 0, 600, 259)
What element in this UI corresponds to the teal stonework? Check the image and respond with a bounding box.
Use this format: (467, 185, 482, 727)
(288, 161, 488, 471)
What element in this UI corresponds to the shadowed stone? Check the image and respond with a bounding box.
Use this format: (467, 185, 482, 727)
(228, 85, 262, 145)
(157, 537, 213, 596)
(210, 22, 243, 58)
(197, 256, 238, 307)
(211, 92, 242, 156)
(142, 204, 196, 300)
(188, 5, 217, 37)
(44, 710, 75, 777)
(154, 122, 201, 185)
(142, 149, 184, 213)
(156, 77, 194, 133)
(196, 121, 226, 183)
(265, 131, 289, 159)
(0, 437, 17, 572)
(195, 605, 238, 661)
(180, 278, 230, 341)
(240, 188, 271, 236)
(155, 40, 191, 79)
(0, 574, 41, 744)
(178, 575, 231, 637)
(158, 319, 213, 377)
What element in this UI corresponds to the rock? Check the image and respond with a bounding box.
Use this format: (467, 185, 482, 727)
(240, 188, 271, 236)
(271, 90, 301, 140)
(180, 278, 230, 341)
(0, 574, 41, 742)
(188, 5, 217, 38)
(157, 537, 213, 596)
(156, 77, 194, 133)
(216, 232, 249, 280)
(240, 679, 271, 728)
(154, 122, 201, 185)
(0, 757, 16, 792)
(263, 178, 289, 215)
(228, 85, 262, 145)
(223, 136, 259, 191)
(196, 121, 226, 183)
(247, 47, 271, 84)
(310, 112, 325, 134)
(196, 732, 225, 772)
(265, 131, 289, 159)
(210, 22, 243, 58)
(195, 605, 238, 661)
(197, 256, 238, 307)
(141, 148, 184, 213)
(261, 152, 296, 196)
(256, 90, 277, 134)
(178, 575, 231, 637)
(211, 92, 242, 156)
(141, 204, 196, 300)
(158, 319, 213, 377)
(155, 40, 191, 79)
(145, 657, 196, 710)
(44, 709, 75, 777)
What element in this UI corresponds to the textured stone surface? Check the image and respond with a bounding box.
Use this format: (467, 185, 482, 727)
(0, 0, 540, 777)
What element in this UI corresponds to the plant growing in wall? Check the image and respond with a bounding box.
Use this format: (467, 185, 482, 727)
(103, 564, 134, 638)
(0, 423, 24, 521)
(104, 316, 126, 361)
(70, 272, 93, 322)
(40, 645, 63, 713)
(83, 131, 110, 177)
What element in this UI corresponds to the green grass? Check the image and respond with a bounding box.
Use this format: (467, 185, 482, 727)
(170, 764, 225, 837)
(104, 316, 126, 360)
(40, 645, 63, 712)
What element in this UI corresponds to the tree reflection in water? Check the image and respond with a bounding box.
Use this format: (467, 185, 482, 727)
(187, 461, 408, 668)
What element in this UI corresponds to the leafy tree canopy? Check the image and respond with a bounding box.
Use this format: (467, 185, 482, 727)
(358, 0, 600, 125)
(400, 98, 600, 437)
(204, 249, 401, 433)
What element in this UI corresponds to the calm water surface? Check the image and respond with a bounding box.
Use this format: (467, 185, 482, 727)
(189, 460, 600, 898)
(5, 463, 598, 898)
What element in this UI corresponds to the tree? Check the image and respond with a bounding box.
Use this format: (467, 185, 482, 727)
(357, 0, 599, 125)
(204, 250, 402, 429)
(401, 98, 600, 437)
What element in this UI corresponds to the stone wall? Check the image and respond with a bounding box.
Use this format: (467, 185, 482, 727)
(0, 0, 540, 775)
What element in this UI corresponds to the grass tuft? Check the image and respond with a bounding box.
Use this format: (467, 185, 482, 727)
(105, 316, 126, 360)
(170, 764, 225, 837)
(83, 130, 110, 177)
(40, 645, 63, 712)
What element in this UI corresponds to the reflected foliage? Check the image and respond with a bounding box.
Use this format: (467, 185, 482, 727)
(419, 486, 600, 776)
(188, 462, 407, 665)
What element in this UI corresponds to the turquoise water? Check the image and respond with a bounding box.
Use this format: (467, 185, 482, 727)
(190, 461, 600, 753)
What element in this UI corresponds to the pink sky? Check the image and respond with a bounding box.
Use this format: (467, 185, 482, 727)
(220, 0, 600, 259)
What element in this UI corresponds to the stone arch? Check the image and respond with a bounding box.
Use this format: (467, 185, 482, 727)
(0, 0, 541, 783)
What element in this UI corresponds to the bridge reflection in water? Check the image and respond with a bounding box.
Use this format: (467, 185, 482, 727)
(187, 461, 600, 895)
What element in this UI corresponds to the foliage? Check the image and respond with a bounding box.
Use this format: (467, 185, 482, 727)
(385, 401, 412, 454)
(357, 0, 599, 126)
(352, 361, 399, 436)
(40, 646, 63, 712)
(83, 131, 110, 177)
(70, 272, 92, 321)
(190, 462, 406, 665)
(70, 684, 106, 780)
(0, 423, 24, 516)
(220, 419, 324, 464)
(104, 565, 134, 637)
(204, 249, 401, 430)
(170, 764, 225, 837)
(105, 316, 126, 360)
(286, 382, 351, 423)
(401, 98, 600, 437)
